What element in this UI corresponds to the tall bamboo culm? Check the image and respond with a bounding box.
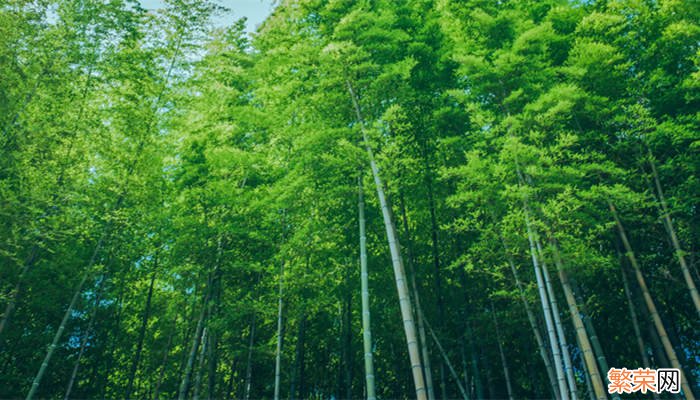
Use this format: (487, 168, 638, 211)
(549, 242, 607, 400)
(501, 238, 559, 399)
(536, 239, 577, 400)
(609, 202, 695, 400)
(273, 262, 285, 400)
(523, 211, 569, 400)
(647, 158, 700, 318)
(358, 177, 376, 400)
(347, 80, 427, 400)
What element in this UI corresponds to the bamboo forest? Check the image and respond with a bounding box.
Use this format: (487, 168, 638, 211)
(1, 0, 699, 399)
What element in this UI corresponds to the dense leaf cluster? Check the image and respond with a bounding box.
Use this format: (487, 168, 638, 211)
(0, 0, 698, 399)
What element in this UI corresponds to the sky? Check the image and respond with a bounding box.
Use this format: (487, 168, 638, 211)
(138, 0, 275, 33)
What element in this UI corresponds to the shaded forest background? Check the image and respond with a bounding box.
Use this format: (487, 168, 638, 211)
(0, 0, 698, 399)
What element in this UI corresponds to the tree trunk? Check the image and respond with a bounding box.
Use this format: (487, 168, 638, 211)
(176, 300, 198, 392)
(625, 272, 671, 369)
(0, 264, 27, 338)
(178, 294, 208, 400)
(577, 332, 596, 400)
(641, 295, 671, 367)
(523, 212, 569, 400)
(358, 176, 376, 400)
(26, 235, 104, 400)
(466, 320, 483, 400)
(548, 242, 606, 400)
(0, 249, 37, 339)
(63, 276, 104, 400)
(609, 202, 695, 400)
(27, 28, 181, 395)
(289, 312, 306, 400)
(31, 145, 138, 400)
(648, 158, 700, 317)
(347, 79, 426, 400)
(126, 268, 158, 399)
(536, 239, 577, 400)
(424, 316, 468, 400)
(526, 354, 541, 399)
(207, 326, 218, 400)
(490, 301, 514, 400)
(274, 262, 285, 400)
(459, 268, 482, 400)
(571, 283, 621, 400)
(27, 273, 90, 400)
(209, 242, 224, 400)
(619, 253, 651, 369)
(501, 237, 558, 399)
(224, 358, 237, 400)
(459, 337, 470, 400)
(207, 329, 219, 400)
(244, 313, 256, 400)
(0, 62, 94, 340)
(343, 294, 353, 400)
(411, 286, 434, 400)
(99, 261, 127, 399)
(153, 324, 175, 400)
(207, 268, 222, 400)
(459, 337, 469, 399)
(582, 314, 607, 373)
(193, 328, 209, 400)
(398, 192, 435, 400)
(423, 155, 447, 400)
(336, 304, 344, 398)
(482, 348, 495, 399)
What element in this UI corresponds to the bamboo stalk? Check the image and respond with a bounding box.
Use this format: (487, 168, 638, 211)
(178, 295, 208, 400)
(126, 267, 158, 399)
(523, 211, 569, 400)
(274, 262, 285, 400)
(358, 177, 377, 400)
(244, 312, 256, 400)
(572, 286, 620, 400)
(423, 316, 469, 400)
(537, 239, 577, 400)
(501, 237, 559, 399)
(153, 321, 175, 400)
(193, 328, 208, 400)
(648, 157, 700, 317)
(609, 202, 695, 400)
(399, 193, 435, 400)
(26, 235, 104, 400)
(63, 277, 105, 400)
(619, 257, 651, 369)
(347, 79, 427, 400)
(548, 243, 607, 400)
(490, 301, 514, 400)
